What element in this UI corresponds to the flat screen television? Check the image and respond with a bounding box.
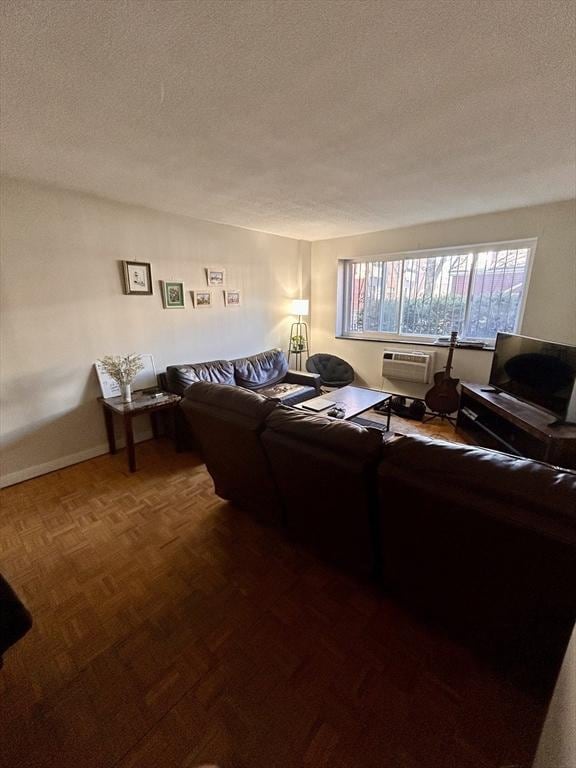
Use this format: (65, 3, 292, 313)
(489, 333, 576, 424)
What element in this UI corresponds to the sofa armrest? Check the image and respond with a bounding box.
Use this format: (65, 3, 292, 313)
(284, 370, 322, 392)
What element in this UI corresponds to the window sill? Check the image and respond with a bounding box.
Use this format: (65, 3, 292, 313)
(335, 335, 495, 352)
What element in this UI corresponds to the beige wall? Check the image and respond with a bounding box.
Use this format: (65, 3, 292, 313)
(2, 182, 574, 485)
(310, 200, 576, 396)
(533, 625, 576, 768)
(0, 177, 309, 486)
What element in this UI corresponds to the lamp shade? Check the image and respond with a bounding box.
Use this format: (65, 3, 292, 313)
(291, 299, 309, 316)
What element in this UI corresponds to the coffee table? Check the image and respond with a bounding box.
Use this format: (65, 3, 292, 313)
(296, 385, 392, 431)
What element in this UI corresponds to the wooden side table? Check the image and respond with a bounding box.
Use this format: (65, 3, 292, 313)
(99, 392, 181, 472)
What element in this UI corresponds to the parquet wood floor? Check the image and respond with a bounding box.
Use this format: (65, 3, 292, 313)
(0, 431, 548, 768)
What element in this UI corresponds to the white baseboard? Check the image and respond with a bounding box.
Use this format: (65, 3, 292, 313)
(0, 431, 153, 489)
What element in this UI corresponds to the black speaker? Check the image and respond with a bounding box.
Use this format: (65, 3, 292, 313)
(390, 396, 407, 414)
(407, 399, 426, 421)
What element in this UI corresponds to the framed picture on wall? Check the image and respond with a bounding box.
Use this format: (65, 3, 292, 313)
(191, 290, 212, 308)
(161, 281, 185, 308)
(205, 267, 226, 286)
(122, 261, 153, 295)
(224, 289, 241, 306)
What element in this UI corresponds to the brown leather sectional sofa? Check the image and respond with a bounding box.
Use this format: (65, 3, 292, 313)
(181, 381, 576, 686)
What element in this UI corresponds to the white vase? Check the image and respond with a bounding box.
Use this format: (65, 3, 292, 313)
(121, 383, 132, 403)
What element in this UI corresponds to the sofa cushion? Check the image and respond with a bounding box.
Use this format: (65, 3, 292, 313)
(180, 383, 282, 524)
(379, 435, 576, 536)
(261, 407, 383, 575)
(265, 406, 383, 459)
(165, 360, 235, 395)
(377, 434, 576, 684)
(183, 381, 278, 421)
(232, 348, 289, 390)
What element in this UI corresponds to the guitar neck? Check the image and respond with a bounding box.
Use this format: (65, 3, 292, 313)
(445, 346, 455, 373)
(444, 333, 458, 375)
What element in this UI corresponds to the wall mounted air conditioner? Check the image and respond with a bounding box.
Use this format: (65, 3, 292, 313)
(381, 350, 435, 384)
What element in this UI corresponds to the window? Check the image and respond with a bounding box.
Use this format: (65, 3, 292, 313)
(340, 239, 535, 343)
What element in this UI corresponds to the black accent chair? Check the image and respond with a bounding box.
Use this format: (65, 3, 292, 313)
(306, 353, 355, 388)
(0, 574, 32, 668)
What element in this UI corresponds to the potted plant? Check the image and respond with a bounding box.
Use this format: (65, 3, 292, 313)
(290, 335, 306, 353)
(98, 353, 144, 403)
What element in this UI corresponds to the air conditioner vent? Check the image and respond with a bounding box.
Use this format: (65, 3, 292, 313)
(381, 350, 435, 384)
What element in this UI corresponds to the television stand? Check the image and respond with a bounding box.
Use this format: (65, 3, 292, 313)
(456, 383, 576, 469)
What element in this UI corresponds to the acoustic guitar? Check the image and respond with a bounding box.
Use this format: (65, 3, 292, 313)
(425, 331, 460, 415)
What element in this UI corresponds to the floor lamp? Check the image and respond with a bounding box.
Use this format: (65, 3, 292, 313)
(288, 299, 309, 371)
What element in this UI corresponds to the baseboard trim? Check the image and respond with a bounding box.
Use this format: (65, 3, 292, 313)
(0, 431, 153, 488)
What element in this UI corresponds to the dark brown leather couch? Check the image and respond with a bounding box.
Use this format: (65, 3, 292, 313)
(165, 348, 321, 450)
(377, 435, 576, 683)
(0, 574, 32, 668)
(262, 406, 383, 576)
(180, 382, 284, 525)
(179, 382, 576, 683)
(166, 348, 321, 406)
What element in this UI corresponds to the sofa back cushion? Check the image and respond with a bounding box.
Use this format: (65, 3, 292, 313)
(180, 383, 283, 524)
(377, 434, 576, 681)
(165, 360, 235, 395)
(261, 407, 383, 575)
(232, 348, 289, 390)
(379, 435, 576, 535)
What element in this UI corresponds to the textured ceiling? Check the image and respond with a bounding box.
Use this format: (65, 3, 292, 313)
(1, 0, 575, 240)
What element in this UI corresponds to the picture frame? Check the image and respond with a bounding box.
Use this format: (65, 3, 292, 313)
(95, 354, 157, 399)
(205, 267, 226, 286)
(191, 290, 212, 308)
(161, 281, 185, 308)
(224, 289, 241, 307)
(122, 261, 153, 295)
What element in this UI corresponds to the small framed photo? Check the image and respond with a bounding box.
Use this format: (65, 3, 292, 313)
(224, 289, 241, 307)
(161, 281, 185, 308)
(205, 267, 226, 286)
(191, 290, 212, 308)
(122, 261, 152, 295)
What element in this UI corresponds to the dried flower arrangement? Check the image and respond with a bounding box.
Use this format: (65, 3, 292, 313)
(98, 354, 144, 385)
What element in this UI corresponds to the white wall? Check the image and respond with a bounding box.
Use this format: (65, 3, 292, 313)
(0, 177, 309, 486)
(310, 200, 576, 396)
(533, 626, 576, 768)
(2, 184, 574, 485)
